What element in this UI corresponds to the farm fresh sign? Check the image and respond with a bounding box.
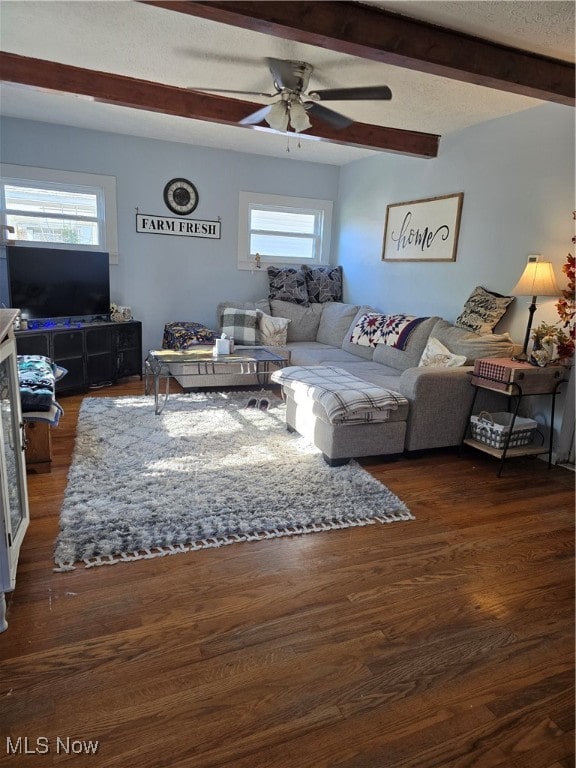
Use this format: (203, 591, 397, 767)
(136, 214, 221, 239)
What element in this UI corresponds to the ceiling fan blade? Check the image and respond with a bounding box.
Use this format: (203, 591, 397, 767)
(188, 87, 276, 97)
(305, 102, 353, 130)
(265, 57, 301, 91)
(311, 85, 392, 101)
(239, 105, 272, 126)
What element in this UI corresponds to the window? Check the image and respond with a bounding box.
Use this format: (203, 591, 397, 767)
(0, 165, 119, 263)
(238, 191, 332, 270)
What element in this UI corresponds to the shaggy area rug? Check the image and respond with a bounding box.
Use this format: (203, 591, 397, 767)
(54, 392, 413, 569)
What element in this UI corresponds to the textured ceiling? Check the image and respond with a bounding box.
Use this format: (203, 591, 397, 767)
(0, 1, 574, 165)
(367, 1, 575, 62)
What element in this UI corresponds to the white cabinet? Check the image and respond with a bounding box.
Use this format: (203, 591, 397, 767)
(0, 309, 29, 632)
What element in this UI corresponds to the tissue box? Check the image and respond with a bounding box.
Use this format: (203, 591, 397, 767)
(214, 338, 231, 355)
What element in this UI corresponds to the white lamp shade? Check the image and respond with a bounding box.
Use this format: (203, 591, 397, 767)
(289, 101, 312, 132)
(512, 260, 561, 297)
(266, 101, 289, 132)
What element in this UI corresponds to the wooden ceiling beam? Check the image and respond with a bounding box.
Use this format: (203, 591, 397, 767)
(0, 52, 439, 157)
(144, 0, 575, 106)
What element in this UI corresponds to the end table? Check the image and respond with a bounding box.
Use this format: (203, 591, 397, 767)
(462, 359, 567, 476)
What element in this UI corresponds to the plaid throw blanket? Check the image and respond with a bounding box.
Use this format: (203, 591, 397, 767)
(272, 366, 407, 425)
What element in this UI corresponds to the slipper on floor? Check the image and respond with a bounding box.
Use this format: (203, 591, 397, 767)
(246, 397, 258, 408)
(258, 398, 270, 411)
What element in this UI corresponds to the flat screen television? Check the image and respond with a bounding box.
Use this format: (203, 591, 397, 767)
(5, 245, 111, 320)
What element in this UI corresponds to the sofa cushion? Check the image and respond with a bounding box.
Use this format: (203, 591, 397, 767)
(258, 313, 290, 346)
(301, 264, 343, 303)
(372, 316, 441, 371)
(455, 286, 514, 334)
(220, 307, 260, 345)
(270, 299, 324, 342)
(316, 302, 359, 346)
(430, 319, 516, 363)
(326, 362, 403, 390)
(286, 342, 368, 367)
(418, 337, 467, 368)
(267, 266, 308, 304)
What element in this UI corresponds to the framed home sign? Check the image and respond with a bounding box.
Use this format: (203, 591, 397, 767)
(382, 192, 464, 262)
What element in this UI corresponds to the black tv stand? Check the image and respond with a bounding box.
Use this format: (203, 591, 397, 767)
(15, 320, 142, 394)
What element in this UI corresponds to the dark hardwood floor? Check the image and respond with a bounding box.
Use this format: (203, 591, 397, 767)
(1, 380, 574, 768)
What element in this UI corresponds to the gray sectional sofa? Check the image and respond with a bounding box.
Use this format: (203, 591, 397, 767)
(170, 298, 515, 455)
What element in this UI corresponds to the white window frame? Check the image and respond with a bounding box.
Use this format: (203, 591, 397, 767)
(238, 191, 332, 271)
(0, 164, 119, 264)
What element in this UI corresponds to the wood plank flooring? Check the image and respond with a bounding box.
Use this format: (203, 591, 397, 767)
(0, 380, 574, 768)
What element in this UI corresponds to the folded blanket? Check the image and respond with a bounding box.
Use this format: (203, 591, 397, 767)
(272, 366, 407, 425)
(22, 402, 64, 427)
(350, 312, 428, 349)
(17, 355, 57, 412)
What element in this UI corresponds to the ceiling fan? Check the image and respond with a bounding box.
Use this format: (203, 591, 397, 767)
(191, 57, 392, 133)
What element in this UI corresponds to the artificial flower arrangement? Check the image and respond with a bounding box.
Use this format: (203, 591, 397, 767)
(531, 212, 575, 365)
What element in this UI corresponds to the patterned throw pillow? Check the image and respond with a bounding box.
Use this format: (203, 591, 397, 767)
(267, 266, 308, 304)
(350, 312, 427, 350)
(455, 286, 514, 335)
(418, 337, 467, 368)
(373, 314, 428, 350)
(258, 314, 291, 346)
(301, 265, 343, 303)
(349, 313, 388, 347)
(220, 308, 260, 345)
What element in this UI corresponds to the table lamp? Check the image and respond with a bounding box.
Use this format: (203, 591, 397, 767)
(511, 258, 561, 361)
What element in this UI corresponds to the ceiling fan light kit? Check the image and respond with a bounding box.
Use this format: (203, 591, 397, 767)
(267, 99, 289, 132)
(288, 101, 312, 132)
(195, 57, 392, 136)
(265, 96, 312, 133)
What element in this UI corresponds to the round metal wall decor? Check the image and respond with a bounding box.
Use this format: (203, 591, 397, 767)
(163, 178, 199, 215)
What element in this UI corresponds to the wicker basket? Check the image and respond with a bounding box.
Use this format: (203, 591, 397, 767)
(470, 411, 538, 450)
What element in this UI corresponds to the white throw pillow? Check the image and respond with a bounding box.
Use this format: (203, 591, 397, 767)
(258, 314, 290, 346)
(419, 337, 467, 368)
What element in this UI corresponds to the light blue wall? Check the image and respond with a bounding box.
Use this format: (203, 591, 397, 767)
(0, 118, 340, 355)
(335, 102, 575, 450)
(336, 102, 575, 349)
(2, 105, 574, 454)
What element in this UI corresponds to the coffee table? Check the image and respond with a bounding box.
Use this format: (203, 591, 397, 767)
(144, 347, 290, 414)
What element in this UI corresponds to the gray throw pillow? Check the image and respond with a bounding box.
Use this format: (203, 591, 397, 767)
(267, 266, 308, 305)
(301, 265, 343, 303)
